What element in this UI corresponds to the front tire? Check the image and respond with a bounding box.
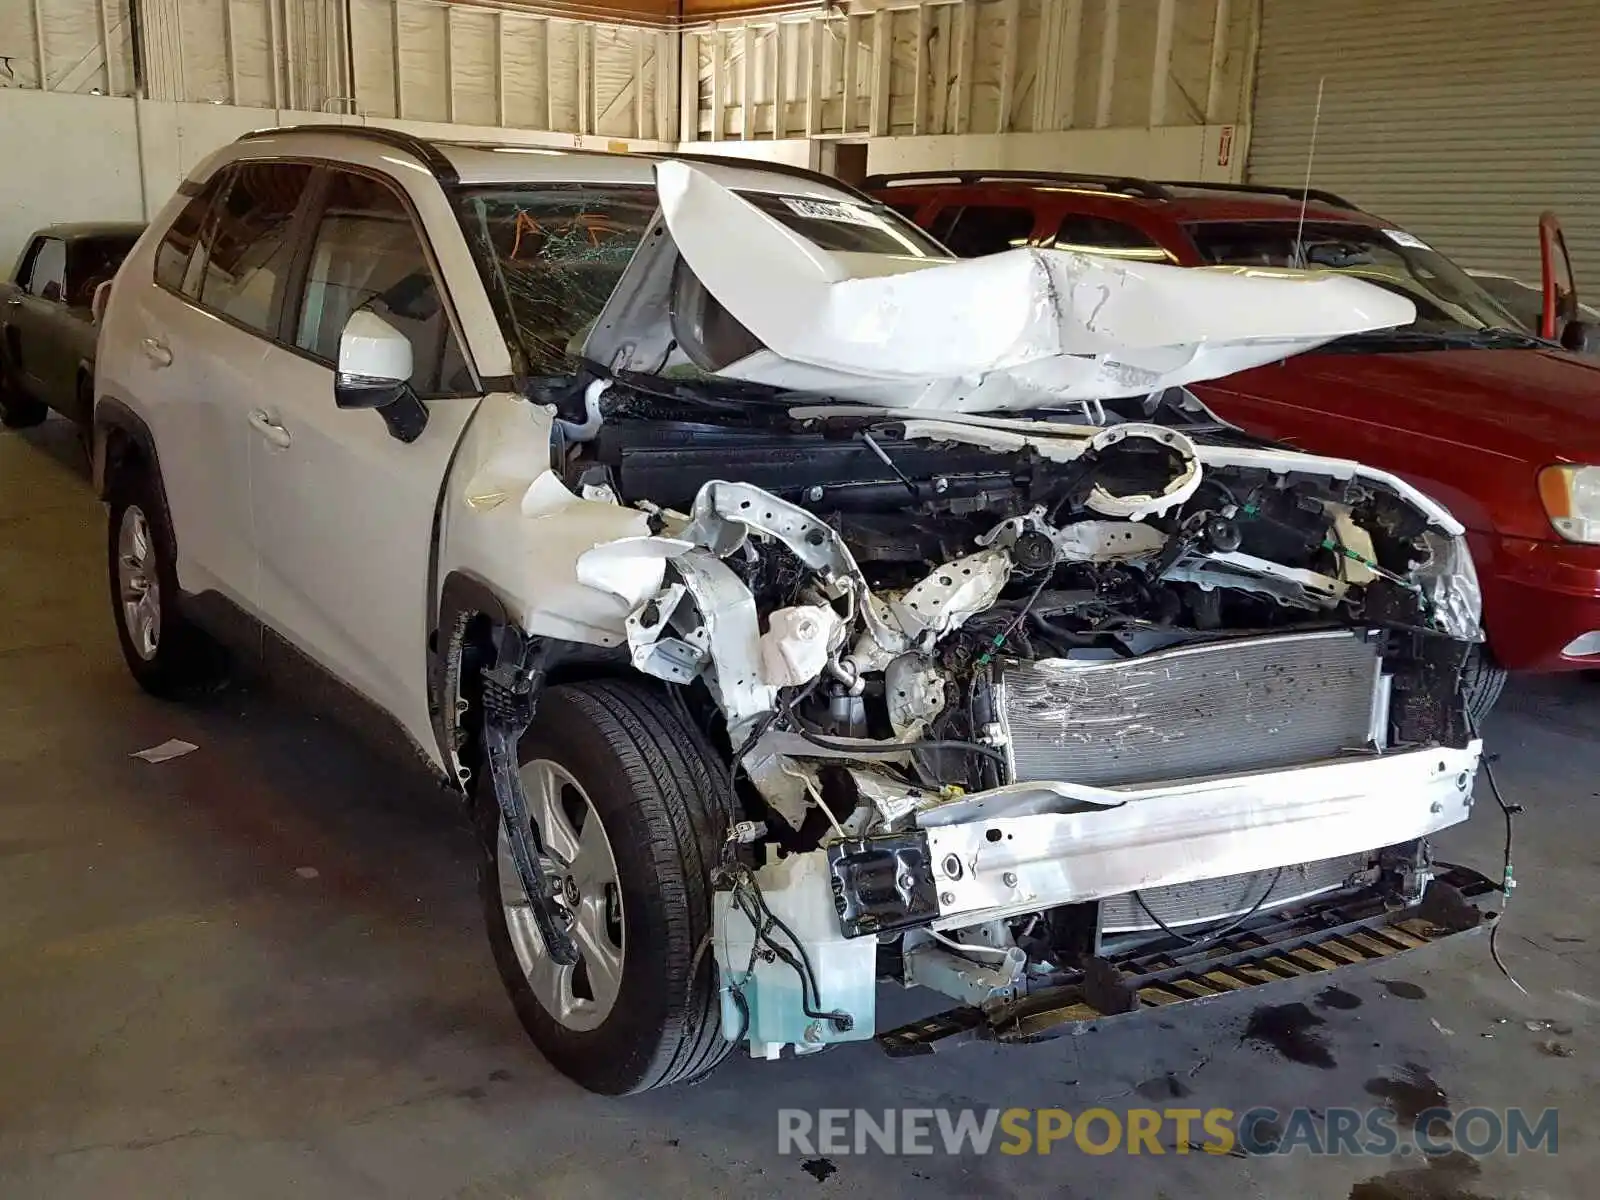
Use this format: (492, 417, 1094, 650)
(1463, 644, 1508, 730)
(106, 461, 227, 699)
(479, 678, 736, 1094)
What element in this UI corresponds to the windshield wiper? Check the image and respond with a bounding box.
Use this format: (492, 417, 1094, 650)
(1327, 327, 1545, 352)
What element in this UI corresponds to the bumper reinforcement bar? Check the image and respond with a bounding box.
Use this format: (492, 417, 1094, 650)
(877, 866, 1497, 1056)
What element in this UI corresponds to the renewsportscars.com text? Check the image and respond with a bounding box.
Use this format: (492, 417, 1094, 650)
(777, 1106, 1559, 1158)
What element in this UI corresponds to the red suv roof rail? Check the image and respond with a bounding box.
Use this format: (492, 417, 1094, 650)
(863, 170, 1169, 200)
(865, 169, 1362, 214)
(1152, 179, 1362, 212)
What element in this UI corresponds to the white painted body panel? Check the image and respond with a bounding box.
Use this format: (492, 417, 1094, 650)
(435, 393, 652, 649)
(95, 189, 258, 608)
(655, 161, 1418, 411)
(248, 350, 479, 763)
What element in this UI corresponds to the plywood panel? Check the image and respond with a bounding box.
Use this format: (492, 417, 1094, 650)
(1108, 0, 1156, 128)
(1169, 0, 1219, 124)
(451, 6, 500, 126)
(500, 16, 550, 129)
(230, 0, 277, 109)
(592, 24, 635, 136)
(546, 19, 582, 133)
(399, 0, 449, 121)
(352, 0, 398, 116)
(40, 0, 102, 93)
(178, 0, 231, 102)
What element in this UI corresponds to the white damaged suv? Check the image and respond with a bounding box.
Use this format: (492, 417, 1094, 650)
(94, 126, 1497, 1094)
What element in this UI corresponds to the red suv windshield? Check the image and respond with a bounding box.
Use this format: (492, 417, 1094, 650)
(1184, 219, 1523, 338)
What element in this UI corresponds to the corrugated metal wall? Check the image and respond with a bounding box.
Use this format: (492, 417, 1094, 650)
(1248, 0, 1598, 280)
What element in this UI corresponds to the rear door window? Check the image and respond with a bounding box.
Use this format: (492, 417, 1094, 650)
(195, 162, 315, 337)
(292, 168, 472, 397)
(1050, 215, 1171, 261)
(24, 238, 67, 301)
(938, 205, 1038, 257)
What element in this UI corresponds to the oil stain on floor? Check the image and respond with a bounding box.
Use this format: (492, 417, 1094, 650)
(1242, 1002, 1336, 1069)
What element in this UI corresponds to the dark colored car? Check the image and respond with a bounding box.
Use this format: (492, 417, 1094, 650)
(1, 222, 144, 431)
(873, 171, 1600, 714)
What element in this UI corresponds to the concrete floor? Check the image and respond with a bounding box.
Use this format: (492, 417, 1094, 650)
(2, 416, 1597, 1200)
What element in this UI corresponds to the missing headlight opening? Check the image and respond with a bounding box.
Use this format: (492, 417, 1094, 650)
(543, 375, 1490, 1060)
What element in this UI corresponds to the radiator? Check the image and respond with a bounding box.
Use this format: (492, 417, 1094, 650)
(1098, 853, 1371, 934)
(996, 629, 1384, 787)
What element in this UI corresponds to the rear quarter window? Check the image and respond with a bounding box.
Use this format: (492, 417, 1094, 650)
(155, 176, 229, 295)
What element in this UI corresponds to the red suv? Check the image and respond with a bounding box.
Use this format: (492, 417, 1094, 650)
(872, 171, 1600, 716)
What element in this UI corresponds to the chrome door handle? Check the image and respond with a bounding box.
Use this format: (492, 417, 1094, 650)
(5, 297, 21, 308)
(247, 408, 291, 450)
(141, 337, 172, 367)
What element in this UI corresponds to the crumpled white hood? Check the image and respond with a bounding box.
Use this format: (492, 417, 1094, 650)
(650, 161, 1416, 412)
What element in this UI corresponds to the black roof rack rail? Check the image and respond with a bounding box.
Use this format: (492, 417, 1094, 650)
(234, 124, 462, 184)
(230, 129, 887, 206)
(1152, 179, 1362, 211)
(863, 170, 1170, 200)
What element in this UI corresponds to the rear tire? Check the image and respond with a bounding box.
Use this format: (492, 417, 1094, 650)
(0, 368, 47, 428)
(106, 459, 227, 699)
(478, 678, 736, 1094)
(1463, 644, 1508, 730)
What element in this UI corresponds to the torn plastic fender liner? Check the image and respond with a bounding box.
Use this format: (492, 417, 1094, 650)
(480, 626, 579, 967)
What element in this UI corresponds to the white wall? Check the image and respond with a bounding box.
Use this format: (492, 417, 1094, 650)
(0, 87, 673, 272)
(864, 122, 1246, 179)
(693, 124, 1247, 183)
(0, 89, 145, 273)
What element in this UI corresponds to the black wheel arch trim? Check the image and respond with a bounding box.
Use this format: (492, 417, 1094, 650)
(428, 571, 633, 798)
(93, 397, 172, 513)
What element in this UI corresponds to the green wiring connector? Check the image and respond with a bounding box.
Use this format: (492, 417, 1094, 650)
(976, 632, 1009, 667)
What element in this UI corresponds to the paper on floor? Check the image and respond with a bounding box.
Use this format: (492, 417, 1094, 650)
(131, 738, 199, 764)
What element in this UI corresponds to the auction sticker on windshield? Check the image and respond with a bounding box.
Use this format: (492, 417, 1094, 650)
(781, 196, 882, 226)
(1383, 228, 1434, 252)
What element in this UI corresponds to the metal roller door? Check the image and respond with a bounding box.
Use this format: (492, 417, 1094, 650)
(1247, 0, 1600, 281)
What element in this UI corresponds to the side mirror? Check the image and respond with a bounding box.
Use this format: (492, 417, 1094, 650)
(40, 280, 62, 303)
(1561, 319, 1600, 356)
(334, 310, 428, 442)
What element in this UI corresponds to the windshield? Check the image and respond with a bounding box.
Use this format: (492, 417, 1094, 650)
(454, 184, 946, 375)
(1184, 219, 1529, 344)
(453, 185, 658, 375)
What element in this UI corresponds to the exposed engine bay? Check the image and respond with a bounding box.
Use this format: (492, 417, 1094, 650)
(538, 376, 1486, 1057)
